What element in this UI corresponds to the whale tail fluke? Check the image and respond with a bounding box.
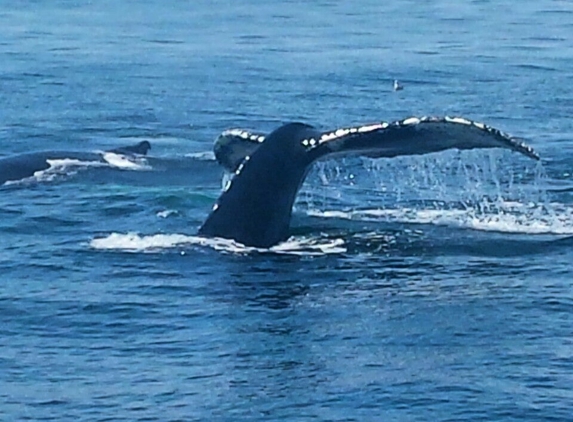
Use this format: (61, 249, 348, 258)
(307, 116, 538, 162)
(199, 123, 320, 248)
(202, 117, 538, 248)
(214, 116, 538, 173)
(213, 129, 266, 173)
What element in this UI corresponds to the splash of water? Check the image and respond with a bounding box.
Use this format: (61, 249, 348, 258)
(302, 150, 573, 235)
(101, 152, 151, 170)
(90, 232, 346, 255)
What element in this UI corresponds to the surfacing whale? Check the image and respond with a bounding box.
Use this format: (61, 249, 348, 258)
(0, 140, 151, 185)
(200, 116, 539, 248)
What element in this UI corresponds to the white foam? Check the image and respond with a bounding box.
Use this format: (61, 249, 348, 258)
(184, 151, 215, 161)
(308, 201, 573, 235)
(90, 233, 197, 252)
(270, 237, 346, 255)
(90, 232, 346, 255)
(3, 153, 149, 186)
(2, 158, 103, 186)
(156, 210, 178, 218)
(35, 158, 104, 182)
(101, 152, 150, 170)
(44, 158, 101, 168)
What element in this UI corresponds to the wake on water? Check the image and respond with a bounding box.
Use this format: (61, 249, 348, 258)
(90, 149, 573, 255)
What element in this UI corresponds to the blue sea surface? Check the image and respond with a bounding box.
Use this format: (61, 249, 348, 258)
(1, 1, 573, 421)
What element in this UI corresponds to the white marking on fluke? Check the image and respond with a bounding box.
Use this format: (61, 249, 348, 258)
(225, 116, 538, 161)
(221, 129, 265, 143)
(444, 116, 472, 125)
(402, 117, 420, 125)
(358, 124, 384, 133)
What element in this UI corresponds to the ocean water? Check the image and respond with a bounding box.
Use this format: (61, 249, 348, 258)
(1, 1, 573, 421)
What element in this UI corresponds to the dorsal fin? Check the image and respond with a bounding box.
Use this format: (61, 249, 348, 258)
(108, 141, 151, 156)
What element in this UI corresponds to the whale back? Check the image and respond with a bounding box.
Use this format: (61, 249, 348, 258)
(199, 123, 319, 248)
(0, 152, 54, 185)
(0, 141, 153, 185)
